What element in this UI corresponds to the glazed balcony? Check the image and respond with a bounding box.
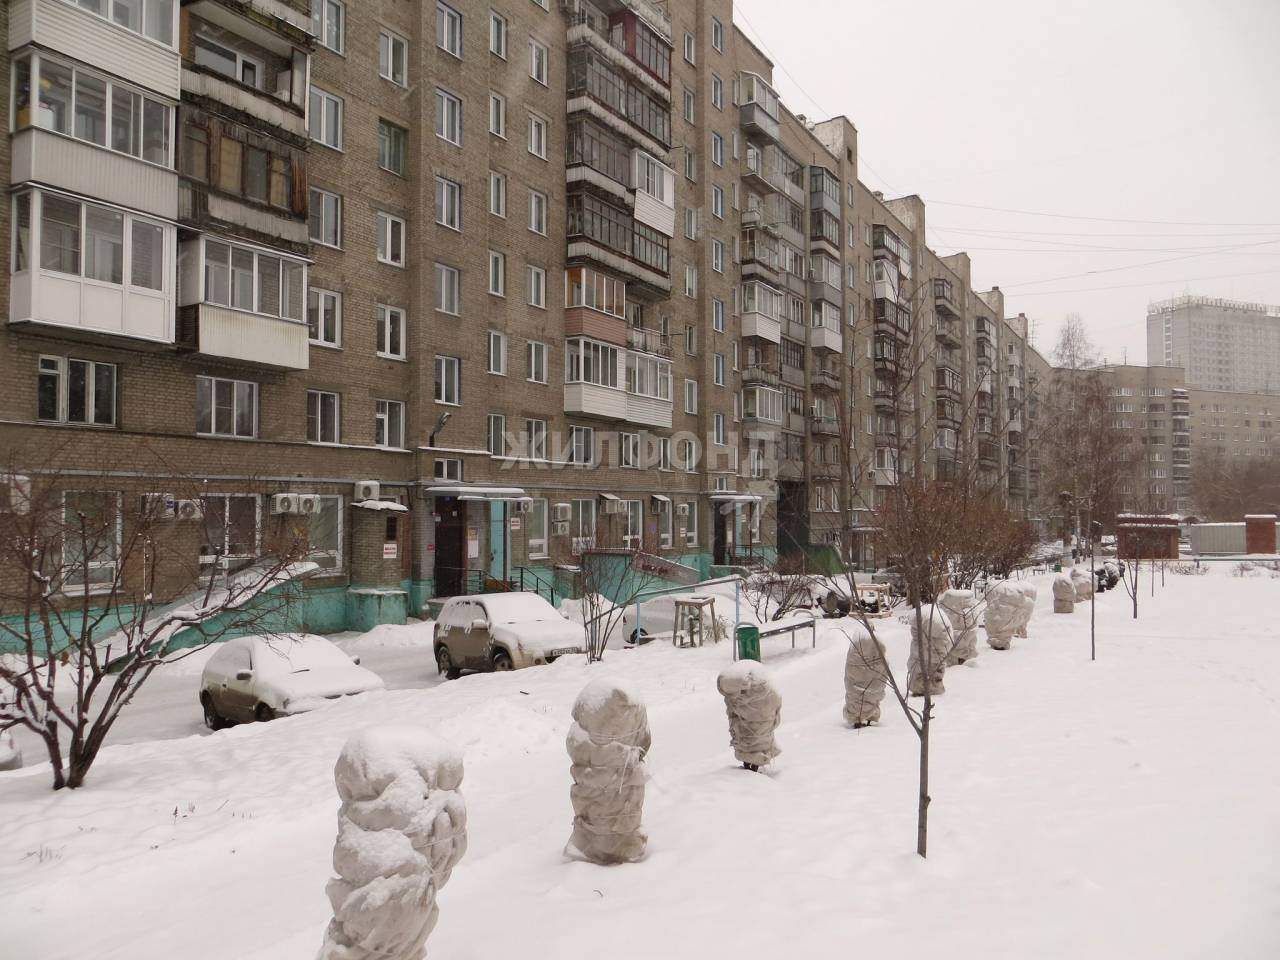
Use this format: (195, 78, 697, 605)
(739, 72, 780, 143)
(933, 278, 959, 317)
(936, 366, 961, 399)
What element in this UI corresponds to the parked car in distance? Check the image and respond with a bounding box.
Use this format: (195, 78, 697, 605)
(433, 592, 586, 678)
(200, 634, 384, 729)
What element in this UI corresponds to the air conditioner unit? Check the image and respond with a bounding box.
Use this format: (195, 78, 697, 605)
(353, 480, 380, 501)
(514, 499, 534, 514)
(141, 493, 175, 520)
(553, 520, 570, 536)
(175, 499, 205, 522)
(0, 475, 31, 515)
(271, 493, 300, 515)
(552, 502, 572, 522)
(297, 494, 322, 516)
(676, 503, 690, 517)
(602, 498, 627, 515)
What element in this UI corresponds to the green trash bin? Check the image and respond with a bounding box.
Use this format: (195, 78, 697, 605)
(1052, 562, 1062, 572)
(736, 624, 761, 662)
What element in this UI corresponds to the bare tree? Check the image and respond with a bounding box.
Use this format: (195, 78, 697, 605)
(827, 273, 1034, 858)
(0, 455, 312, 789)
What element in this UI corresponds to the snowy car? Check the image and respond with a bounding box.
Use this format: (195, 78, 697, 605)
(433, 592, 586, 678)
(199, 634, 385, 728)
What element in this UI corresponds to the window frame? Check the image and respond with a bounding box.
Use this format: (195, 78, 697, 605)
(529, 38, 549, 85)
(529, 189, 548, 234)
(374, 398, 406, 449)
(488, 91, 507, 138)
(489, 10, 508, 58)
(527, 340, 548, 384)
(434, 354, 461, 406)
(307, 287, 342, 347)
(308, 86, 344, 150)
(375, 303, 407, 360)
(435, 87, 463, 145)
(313, 0, 345, 54)
(489, 171, 508, 217)
(308, 186, 342, 248)
(528, 112, 548, 159)
(378, 28, 409, 85)
(434, 262, 460, 315)
(375, 210, 406, 267)
(436, 2, 463, 59)
(196, 374, 257, 438)
(377, 118, 407, 175)
(527, 265, 547, 308)
(435, 175, 462, 230)
(306, 389, 341, 444)
(487, 329, 507, 375)
(37, 355, 117, 427)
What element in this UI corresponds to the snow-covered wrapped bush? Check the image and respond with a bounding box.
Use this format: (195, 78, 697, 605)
(1052, 574, 1076, 613)
(843, 627, 888, 727)
(938, 589, 980, 665)
(716, 661, 781, 771)
(318, 726, 467, 960)
(565, 679, 651, 865)
(984, 581, 1024, 650)
(1070, 567, 1093, 602)
(1013, 581, 1037, 638)
(906, 605, 953, 696)
(0, 730, 21, 771)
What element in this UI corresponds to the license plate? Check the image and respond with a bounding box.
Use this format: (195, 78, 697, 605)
(549, 647, 579, 657)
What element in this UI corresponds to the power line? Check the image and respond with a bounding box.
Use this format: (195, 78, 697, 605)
(1000, 238, 1280, 289)
(932, 225, 1280, 239)
(927, 199, 1280, 228)
(1006, 267, 1280, 298)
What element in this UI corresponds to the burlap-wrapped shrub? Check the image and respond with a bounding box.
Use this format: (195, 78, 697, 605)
(717, 661, 782, 771)
(843, 627, 888, 727)
(1070, 567, 1094, 602)
(1052, 574, 1076, 614)
(318, 727, 467, 960)
(938, 589, 980, 665)
(984, 580, 1024, 649)
(1013, 581, 1037, 638)
(565, 679, 651, 865)
(906, 604, 952, 696)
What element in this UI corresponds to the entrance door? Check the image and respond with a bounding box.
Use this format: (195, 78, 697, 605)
(713, 504, 729, 565)
(435, 497, 466, 596)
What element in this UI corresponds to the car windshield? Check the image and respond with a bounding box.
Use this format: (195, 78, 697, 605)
(481, 593, 556, 624)
(252, 636, 355, 677)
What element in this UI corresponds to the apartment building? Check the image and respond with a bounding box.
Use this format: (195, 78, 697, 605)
(1148, 295, 1280, 393)
(1099, 364, 1190, 515)
(1186, 386, 1279, 467)
(1, 0, 1035, 630)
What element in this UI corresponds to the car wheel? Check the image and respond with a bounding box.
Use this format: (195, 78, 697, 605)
(491, 649, 513, 672)
(201, 693, 225, 731)
(628, 627, 649, 646)
(436, 645, 461, 680)
(254, 703, 275, 723)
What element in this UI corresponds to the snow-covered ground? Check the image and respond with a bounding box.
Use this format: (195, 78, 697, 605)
(2, 567, 1279, 959)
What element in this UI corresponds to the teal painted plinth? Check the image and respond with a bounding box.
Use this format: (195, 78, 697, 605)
(345, 589, 408, 633)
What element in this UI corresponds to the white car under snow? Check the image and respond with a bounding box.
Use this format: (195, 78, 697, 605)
(199, 634, 385, 728)
(433, 592, 586, 677)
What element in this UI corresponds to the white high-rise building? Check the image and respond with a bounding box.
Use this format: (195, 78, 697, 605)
(1148, 295, 1280, 394)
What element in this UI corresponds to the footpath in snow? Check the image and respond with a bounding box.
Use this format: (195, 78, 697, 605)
(1, 566, 1278, 959)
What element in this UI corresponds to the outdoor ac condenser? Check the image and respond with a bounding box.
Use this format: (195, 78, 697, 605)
(271, 493, 300, 515)
(353, 480, 380, 501)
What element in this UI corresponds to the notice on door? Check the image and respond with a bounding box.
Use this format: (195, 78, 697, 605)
(467, 531, 480, 560)
(383, 542, 398, 560)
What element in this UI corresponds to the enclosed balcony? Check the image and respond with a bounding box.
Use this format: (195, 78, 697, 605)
(568, 45, 672, 154)
(740, 228, 781, 283)
(936, 398, 961, 428)
(10, 188, 177, 345)
(874, 298, 911, 342)
(565, 266, 629, 346)
(743, 386, 784, 426)
(739, 72, 780, 143)
(740, 281, 783, 344)
(933, 278, 959, 317)
(564, 1, 672, 99)
(936, 365, 961, 400)
(182, 3, 311, 137)
(567, 193, 671, 297)
(810, 321, 843, 355)
(175, 234, 309, 369)
(567, 118, 634, 203)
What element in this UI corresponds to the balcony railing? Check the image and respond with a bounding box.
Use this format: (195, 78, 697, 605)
(810, 417, 841, 438)
(935, 316, 960, 346)
(933, 278, 958, 316)
(936, 366, 961, 398)
(742, 364, 781, 388)
(627, 326, 672, 357)
(810, 368, 840, 392)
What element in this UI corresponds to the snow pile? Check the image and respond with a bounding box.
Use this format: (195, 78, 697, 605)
(336, 620, 435, 652)
(906, 605, 952, 696)
(564, 679, 651, 865)
(984, 581, 1024, 650)
(842, 625, 887, 727)
(938, 589, 980, 665)
(716, 661, 782, 771)
(318, 726, 466, 960)
(1052, 574, 1076, 613)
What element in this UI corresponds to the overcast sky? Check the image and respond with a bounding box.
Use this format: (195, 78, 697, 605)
(733, 0, 1280, 364)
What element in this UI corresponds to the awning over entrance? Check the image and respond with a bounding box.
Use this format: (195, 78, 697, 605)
(422, 484, 528, 501)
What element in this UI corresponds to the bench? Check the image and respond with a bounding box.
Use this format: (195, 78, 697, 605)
(732, 613, 817, 661)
